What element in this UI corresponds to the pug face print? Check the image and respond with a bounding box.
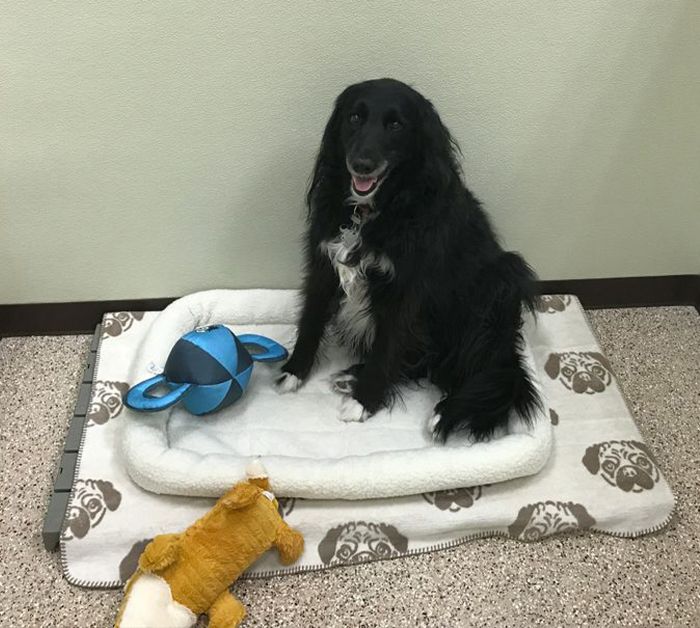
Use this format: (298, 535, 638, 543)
(422, 486, 483, 512)
(318, 521, 408, 566)
(62, 479, 122, 540)
(102, 312, 144, 339)
(535, 295, 572, 314)
(508, 501, 596, 541)
(582, 440, 660, 492)
(87, 380, 129, 425)
(544, 351, 613, 394)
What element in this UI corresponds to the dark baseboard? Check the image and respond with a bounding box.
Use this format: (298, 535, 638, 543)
(539, 274, 700, 312)
(0, 298, 176, 337)
(1, 275, 698, 337)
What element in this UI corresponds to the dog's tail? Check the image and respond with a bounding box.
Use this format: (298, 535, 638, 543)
(433, 252, 541, 442)
(433, 361, 540, 442)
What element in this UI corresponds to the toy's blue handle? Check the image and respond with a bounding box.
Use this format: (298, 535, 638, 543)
(237, 334, 288, 363)
(125, 374, 193, 412)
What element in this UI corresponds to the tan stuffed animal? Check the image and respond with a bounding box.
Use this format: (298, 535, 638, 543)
(115, 462, 304, 628)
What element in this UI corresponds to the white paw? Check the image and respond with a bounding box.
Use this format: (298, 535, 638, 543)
(275, 372, 302, 394)
(331, 371, 356, 395)
(339, 397, 369, 423)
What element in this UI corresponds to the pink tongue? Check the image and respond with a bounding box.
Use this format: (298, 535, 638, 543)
(353, 176, 376, 193)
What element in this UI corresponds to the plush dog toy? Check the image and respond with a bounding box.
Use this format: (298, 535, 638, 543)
(115, 462, 304, 628)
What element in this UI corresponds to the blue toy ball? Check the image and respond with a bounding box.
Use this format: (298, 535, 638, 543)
(125, 325, 287, 416)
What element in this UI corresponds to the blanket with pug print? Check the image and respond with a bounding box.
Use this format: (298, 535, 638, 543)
(61, 294, 674, 587)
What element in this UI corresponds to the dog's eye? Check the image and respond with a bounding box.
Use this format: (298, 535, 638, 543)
(337, 544, 355, 559)
(602, 460, 617, 473)
(349, 113, 362, 126)
(387, 120, 403, 132)
(635, 456, 652, 470)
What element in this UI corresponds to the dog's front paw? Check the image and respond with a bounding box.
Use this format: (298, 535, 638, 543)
(339, 397, 370, 423)
(275, 372, 303, 394)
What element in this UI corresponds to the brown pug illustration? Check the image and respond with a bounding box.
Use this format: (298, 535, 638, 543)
(318, 521, 408, 565)
(102, 312, 144, 338)
(62, 479, 122, 540)
(535, 295, 572, 313)
(277, 497, 298, 518)
(582, 440, 660, 492)
(544, 351, 613, 394)
(422, 486, 483, 512)
(119, 538, 152, 582)
(87, 380, 130, 425)
(508, 501, 595, 541)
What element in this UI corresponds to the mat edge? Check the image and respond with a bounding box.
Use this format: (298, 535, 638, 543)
(57, 295, 679, 589)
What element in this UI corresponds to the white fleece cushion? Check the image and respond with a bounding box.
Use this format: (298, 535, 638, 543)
(120, 289, 552, 499)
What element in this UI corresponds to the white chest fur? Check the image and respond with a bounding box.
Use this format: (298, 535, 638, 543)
(321, 224, 394, 354)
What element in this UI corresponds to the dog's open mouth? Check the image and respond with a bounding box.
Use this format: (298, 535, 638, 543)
(349, 164, 388, 198)
(351, 175, 382, 196)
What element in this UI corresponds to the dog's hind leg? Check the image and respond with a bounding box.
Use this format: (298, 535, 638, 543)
(429, 252, 540, 441)
(429, 362, 537, 442)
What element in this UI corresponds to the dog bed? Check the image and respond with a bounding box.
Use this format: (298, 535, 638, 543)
(119, 289, 552, 500)
(60, 294, 675, 587)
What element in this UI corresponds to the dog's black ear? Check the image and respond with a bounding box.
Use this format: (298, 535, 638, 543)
(581, 444, 602, 474)
(508, 504, 536, 539)
(417, 96, 461, 193)
(68, 509, 91, 539)
(119, 538, 152, 582)
(544, 353, 561, 379)
(306, 89, 351, 213)
(95, 480, 122, 511)
(317, 525, 344, 565)
(629, 440, 656, 463)
(378, 524, 409, 553)
(587, 352, 612, 373)
(568, 503, 596, 529)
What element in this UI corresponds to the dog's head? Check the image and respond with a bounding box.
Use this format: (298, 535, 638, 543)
(508, 501, 595, 541)
(63, 479, 122, 540)
(544, 351, 613, 394)
(582, 440, 660, 492)
(535, 295, 572, 313)
(310, 78, 460, 208)
(422, 486, 482, 512)
(318, 521, 408, 565)
(102, 311, 144, 338)
(87, 380, 130, 425)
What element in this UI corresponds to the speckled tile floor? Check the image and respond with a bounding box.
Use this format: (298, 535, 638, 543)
(0, 307, 698, 628)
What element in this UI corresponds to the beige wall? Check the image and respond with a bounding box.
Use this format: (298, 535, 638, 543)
(1, 1, 698, 304)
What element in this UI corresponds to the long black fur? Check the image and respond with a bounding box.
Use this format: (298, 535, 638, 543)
(280, 78, 540, 441)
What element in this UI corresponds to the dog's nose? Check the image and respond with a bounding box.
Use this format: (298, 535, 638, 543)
(351, 158, 377, 175)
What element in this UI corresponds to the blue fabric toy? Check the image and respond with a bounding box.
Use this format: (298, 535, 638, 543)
(125, 325, 287, 416)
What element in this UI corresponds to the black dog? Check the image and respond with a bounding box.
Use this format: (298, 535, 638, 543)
(277, 78, 539, 441)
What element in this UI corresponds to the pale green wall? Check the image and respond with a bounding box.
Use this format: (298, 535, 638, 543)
(2, 1, 698, 304)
